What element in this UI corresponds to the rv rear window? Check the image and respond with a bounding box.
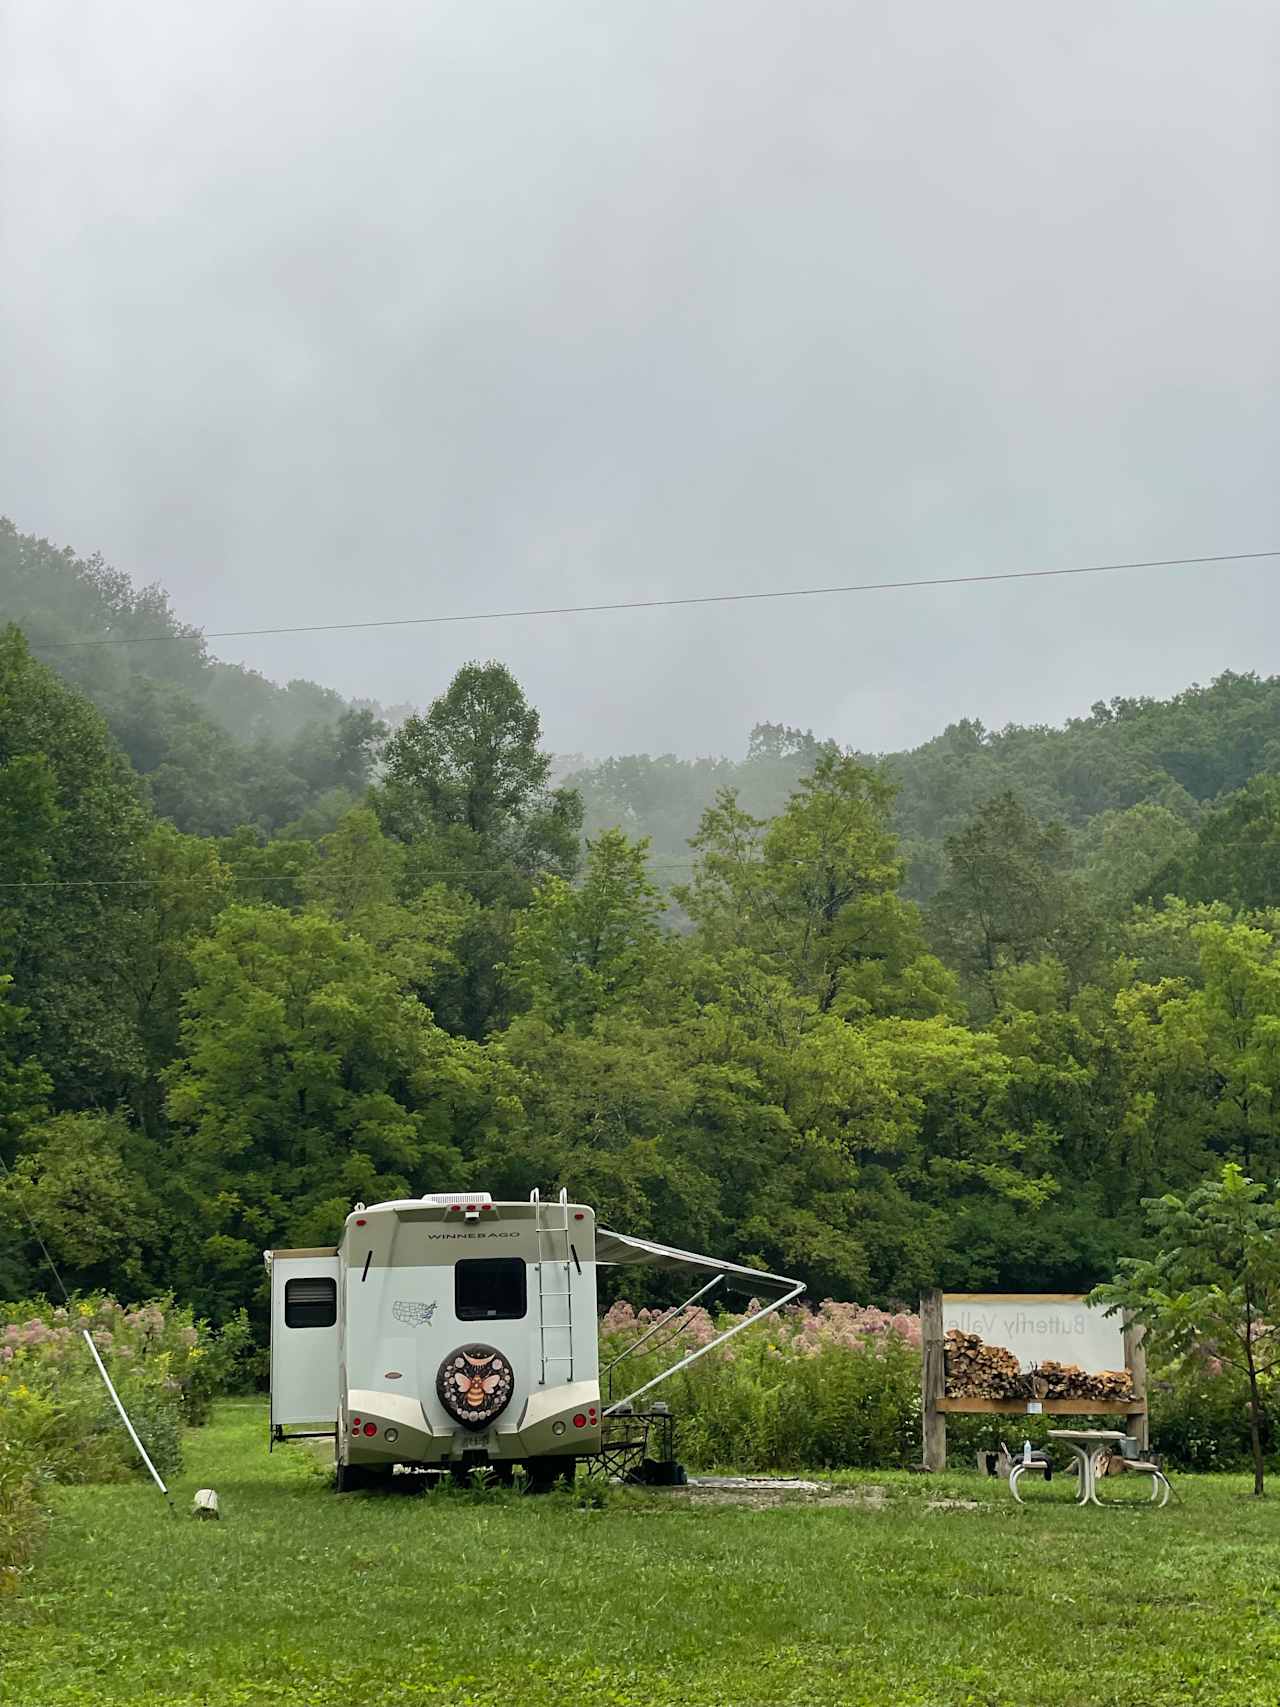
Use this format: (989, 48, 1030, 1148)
(284, 1276, 337, 1329)
(455, 1258, 526, 1322)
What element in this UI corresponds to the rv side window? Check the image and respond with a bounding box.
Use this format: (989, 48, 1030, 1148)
(284, 1277, 337, 1329)
(455, 1258, 526, 1322)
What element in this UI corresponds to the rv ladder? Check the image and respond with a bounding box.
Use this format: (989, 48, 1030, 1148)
(535, 1189, 575, 1385)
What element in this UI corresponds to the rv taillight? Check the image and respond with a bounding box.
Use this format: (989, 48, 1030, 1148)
(572, 1413, 587, 1429)
(363, 1422, 377, 1437)
(351, 1417, 361, 1430)
(355, 1218, 367, 1226)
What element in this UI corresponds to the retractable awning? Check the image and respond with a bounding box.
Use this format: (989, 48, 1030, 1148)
(595, 1227, 801, 1302)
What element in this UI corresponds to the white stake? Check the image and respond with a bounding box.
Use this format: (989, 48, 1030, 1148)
(82, 1327, 170, 1497)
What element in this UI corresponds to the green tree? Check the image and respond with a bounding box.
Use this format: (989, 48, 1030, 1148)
(376, 663, 583, 1036)
(1147, 776, 1280, 910)
(0, 977, 50, 1160)
(217, 824, 319, 908)
(286, 707, 387, 798)
(0, 1110, 158, 1295)
(507, 829, 666, 1030)
(303, 805, 407, 919)
(0, 626, 150, 1103)
(930, 792, 1097, 1008)
(679, 754, 954, 1019)
(1076, 802, 1196, 913)
(778, 1011, 1059, 1295)
(379, 661, 579, 865)
(486, 1015, 722, 1256)
(1092, 1165, 1280, 1495)
(163, 904, 513, 1318)
(119, 824, 232, 1137)
(302, 806, 473, 996)
(1112, 921, 1280, 1188)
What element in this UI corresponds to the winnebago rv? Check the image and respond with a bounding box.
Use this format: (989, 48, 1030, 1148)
(266, 1189, 803, 1489)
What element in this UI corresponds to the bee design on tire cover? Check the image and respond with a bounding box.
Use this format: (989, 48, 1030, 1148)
(437, 1345, 515, 1429)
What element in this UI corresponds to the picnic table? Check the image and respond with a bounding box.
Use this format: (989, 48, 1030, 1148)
(1008, 1429, 1171, 1507)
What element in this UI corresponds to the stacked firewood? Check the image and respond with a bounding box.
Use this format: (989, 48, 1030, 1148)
(944, 1333, 1134, 1402)
(1032, 1362, 1133, 1402)
(944, 1330, 1026, 1398)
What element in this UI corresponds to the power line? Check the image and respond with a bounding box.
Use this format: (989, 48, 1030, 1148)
(8, 841, 1273, 897)
(0, 858, 703, 893)
(0, 1147, 177, 1509)
(0, 1148, 73, 1306)
(29, 548, 1280, 650)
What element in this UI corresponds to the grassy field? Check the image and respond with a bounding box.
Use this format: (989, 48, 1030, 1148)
(3, 1401, 1278, 1707)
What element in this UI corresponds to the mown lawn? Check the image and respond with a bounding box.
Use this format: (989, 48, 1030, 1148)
(3, 1400, 1278, 1707)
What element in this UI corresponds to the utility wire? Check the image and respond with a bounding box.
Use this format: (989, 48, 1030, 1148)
(5, 835, 1278, 895)
(10, 848, 1273, 898)
(0, 859, 700, 893)
(0, 1148, 72, 1306)
(0, 1149, 175, 1509)
(29, 548, 1280, 650)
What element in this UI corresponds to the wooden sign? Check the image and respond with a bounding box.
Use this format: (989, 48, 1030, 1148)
(942, 1293, 1125, 1374)
(919, 1289, 1147, 1473)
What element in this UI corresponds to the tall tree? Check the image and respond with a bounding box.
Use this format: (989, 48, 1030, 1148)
(507, 829, 666, 1031)
(1113, 921, 1280, 1185)
(0, 626, 150, 1103)
(119, 824, 232, 1138)
(0, 976, 50, 1165)
(1092, 1165, 1280, 1496)
(1146, 775, 1280, 911)
(1076, 802, 1197, 913)
(163, 904, 511, 1318)
(376, 662, 582, 1036)
(930, 791, 1096, 1007)
(0, 1110, 159, 1296)
(302, 806, 473, 997)
(379, 660, 579, 865)
(679, 754, 953, 1019)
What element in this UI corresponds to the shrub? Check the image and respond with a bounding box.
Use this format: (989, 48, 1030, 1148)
(0, 1437, 47, 1594)
(0, 1293, 242, 1576)
(601, 1298, 922, 1471)
(1149, 1355, 1276, 1472)
(599, 1298, 1276, 1474)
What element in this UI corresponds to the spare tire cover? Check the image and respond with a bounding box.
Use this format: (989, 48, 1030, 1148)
(437, 1344, 515, 1431)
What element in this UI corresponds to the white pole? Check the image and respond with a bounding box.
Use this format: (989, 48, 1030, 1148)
(601, 1275, 724, 1376)
(604, 1282, 806, 1414)
(82, 1328, 170, 1497)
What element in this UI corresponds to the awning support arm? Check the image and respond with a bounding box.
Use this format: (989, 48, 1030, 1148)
(603, 1281, 806, 1416)
(602, 1275, 723, 1377)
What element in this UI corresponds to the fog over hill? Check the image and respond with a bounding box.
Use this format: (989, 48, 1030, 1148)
(6, 517, 1280, 906)
(3, 1, 1278, 757)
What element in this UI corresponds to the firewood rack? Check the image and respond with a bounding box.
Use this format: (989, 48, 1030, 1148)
(920, 1290, 1150, 1472)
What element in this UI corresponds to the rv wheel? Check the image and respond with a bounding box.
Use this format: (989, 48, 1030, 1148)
(524, 1458, 576, 1493)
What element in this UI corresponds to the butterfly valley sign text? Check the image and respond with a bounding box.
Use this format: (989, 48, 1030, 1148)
(941, 1293, 1124, 1373)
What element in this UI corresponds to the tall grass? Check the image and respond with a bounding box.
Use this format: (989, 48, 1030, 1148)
(600, 1298, 1276, 1474)
(0, 1295, 249, 1587)
(602, 1299, 922, 1470)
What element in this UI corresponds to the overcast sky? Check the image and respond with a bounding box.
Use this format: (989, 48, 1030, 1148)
(3, 1, 1278, 758)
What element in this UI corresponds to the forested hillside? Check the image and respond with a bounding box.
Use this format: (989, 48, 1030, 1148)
(0, 520, 387, 838)
(571, 673, 1280, 901)
(4, 525, 1280, 1334)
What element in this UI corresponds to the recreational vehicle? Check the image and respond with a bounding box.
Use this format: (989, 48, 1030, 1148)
(267, 1189, 803, 1488)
